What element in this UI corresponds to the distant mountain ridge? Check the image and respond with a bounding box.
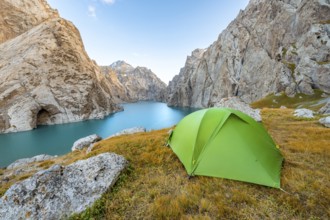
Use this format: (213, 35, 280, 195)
(101, 61, 167, 102)
(167, 0, 330, 108)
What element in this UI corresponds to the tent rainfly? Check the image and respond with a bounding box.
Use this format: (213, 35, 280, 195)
(168, 108, 283, 188)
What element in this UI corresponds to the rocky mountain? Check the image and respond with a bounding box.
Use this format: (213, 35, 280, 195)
(0, 0, 120, 133)
(101, 61, 167, 102)
(167, 0, 330, 108)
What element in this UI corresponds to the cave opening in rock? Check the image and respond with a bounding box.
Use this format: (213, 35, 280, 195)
(36, 108, 51, 125)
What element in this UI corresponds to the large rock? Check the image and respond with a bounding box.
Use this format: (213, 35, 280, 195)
(319, 116, 330, 127)
(167, 0, 330, 108)
(214, 97, 261, 121)
(7, 154, 56, 170)
(294, 108, 314, 118)
(0, 0, 120, 133)
(0, 153, 127, 220)
(72, 134, 102, 151)
(101, 61, 167, 102)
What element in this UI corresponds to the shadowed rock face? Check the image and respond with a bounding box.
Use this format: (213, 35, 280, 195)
(0, 0, 120, 133)
(101, 61, 167, 103)
(167, 0, 330, 108)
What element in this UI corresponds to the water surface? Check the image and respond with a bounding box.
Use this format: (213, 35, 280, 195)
(0, 102, 196, 167)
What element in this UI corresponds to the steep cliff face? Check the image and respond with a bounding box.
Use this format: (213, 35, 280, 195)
(167, 0, 330, 108)
(0, 0, 120, 133)
(101, 61, 167, 102)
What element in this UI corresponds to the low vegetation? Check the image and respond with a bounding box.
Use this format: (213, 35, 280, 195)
(318, 20, 330, 24)
(317, 60, 330, 65)
(283, 61, 296, 75)
(1, 108, 329, 219)
(251, 90, 329, 111)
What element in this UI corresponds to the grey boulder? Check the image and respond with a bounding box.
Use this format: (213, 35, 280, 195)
(214, 97, 261, 121)
(7, 154, 56, 170)
(0, 152, 127, 220)
(293, 108, 314, 118)
(319, 116, 330, 128)
(71, 134, 102, 151)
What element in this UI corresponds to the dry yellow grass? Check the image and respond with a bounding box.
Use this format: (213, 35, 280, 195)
(1, 108, 329, 219)
(70, 108, 329, 219)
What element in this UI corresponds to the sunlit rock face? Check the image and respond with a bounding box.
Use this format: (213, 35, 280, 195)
(167, 0, 330, 108)
(101, 61, 167, 103)
(0, 0, 58, 44)
(0, 0, 121, 133)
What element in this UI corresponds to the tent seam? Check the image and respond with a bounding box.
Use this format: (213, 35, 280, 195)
(191, 109, 231, 175)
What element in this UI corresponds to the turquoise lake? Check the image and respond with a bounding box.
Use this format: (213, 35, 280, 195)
(0, 102, 196, 168)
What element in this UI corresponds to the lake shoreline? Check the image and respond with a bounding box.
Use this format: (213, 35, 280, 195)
(0, 102, 196, 167)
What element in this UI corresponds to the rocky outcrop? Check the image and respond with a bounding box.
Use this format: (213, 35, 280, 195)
(0, 153, 127, 220)
(3, 154, 57, 178)
(167, 49, 206, 107)
(7, 154, 56, 170)
(0, 0, 120, 133)
(214, 97, 261, 121)
(319, 116, 330, 127)
(167, 0, 330, 108)
(318, 102, 330, 114)
(71, 134, 102, 151)
(101, 61, 167, 102)
(294, 108, 314, 118)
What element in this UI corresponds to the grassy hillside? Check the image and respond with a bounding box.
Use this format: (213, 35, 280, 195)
(1, 108, 329, 219)
(251, 90, 329, 111)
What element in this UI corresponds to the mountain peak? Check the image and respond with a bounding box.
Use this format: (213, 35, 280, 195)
(109, 60, 134, 71)
(100, 62, 166, 102)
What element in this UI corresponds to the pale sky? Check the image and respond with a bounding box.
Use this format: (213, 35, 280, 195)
(47, 0, 249, 84)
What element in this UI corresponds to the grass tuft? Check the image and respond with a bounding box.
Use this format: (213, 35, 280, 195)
(317, 60, 330, 65)
(282, 47, 287, 58)
(318, 20, 330, 24)
(38, 160, 55, 169)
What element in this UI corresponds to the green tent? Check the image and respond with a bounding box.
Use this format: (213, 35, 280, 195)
(168, 108, 283, 188)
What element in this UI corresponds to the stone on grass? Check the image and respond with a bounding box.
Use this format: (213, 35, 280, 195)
(7, 154, 56, 170)
(293, 108, 314, 118)
(319, 117, 330, 128)
(86, 128, 146, 154)
(0, 152, 127, 220)
(214, 97, 261, 121)
(71, 134, 102, 151)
